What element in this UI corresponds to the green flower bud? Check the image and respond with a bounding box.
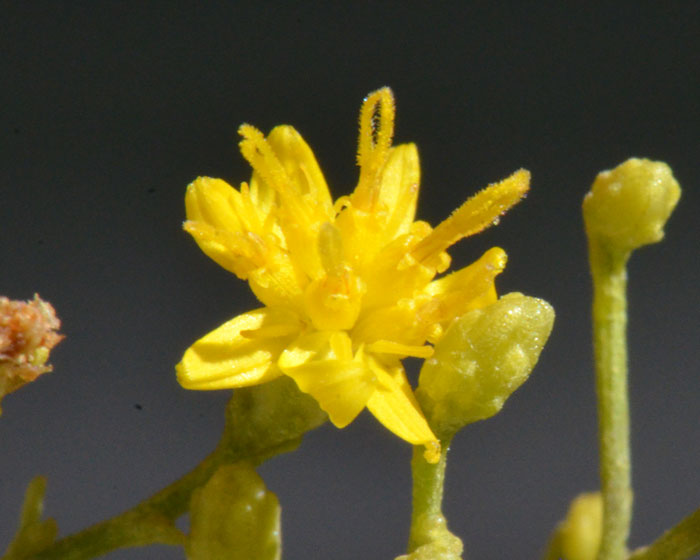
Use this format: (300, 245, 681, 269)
(187, 463, 281, 560)
(417, 293, 554, 437)
(544, 492, 603, 560)
(583, 158, 681, 252)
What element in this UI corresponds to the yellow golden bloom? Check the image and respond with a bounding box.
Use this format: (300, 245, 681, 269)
(177, 88, 529, 462)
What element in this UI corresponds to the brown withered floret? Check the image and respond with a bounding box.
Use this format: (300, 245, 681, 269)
(0, 295, 63, 403)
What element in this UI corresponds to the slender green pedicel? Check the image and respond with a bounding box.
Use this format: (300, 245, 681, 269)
(583, 158, 680, 560)
(406, 293, 554, 559)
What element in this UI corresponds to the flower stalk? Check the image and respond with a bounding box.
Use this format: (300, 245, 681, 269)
(583, 158, 681, 560)
(408, 437, 453, 553)
(11, 377, 325, 560)
(587, 239, 633, 560)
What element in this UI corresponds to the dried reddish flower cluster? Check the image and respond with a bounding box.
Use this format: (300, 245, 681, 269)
(0, 295, 63, 404)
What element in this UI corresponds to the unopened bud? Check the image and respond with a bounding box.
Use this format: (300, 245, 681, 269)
(545, 492, 603, 560)
(187, 462, 281, 560)
(583, 158, 680, 252)
(417, 293, 554, 437)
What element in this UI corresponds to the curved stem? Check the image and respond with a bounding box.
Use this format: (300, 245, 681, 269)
(588, 238, 633, 560)
(30, 450, 223, 559)
(22, 378, 326, 559)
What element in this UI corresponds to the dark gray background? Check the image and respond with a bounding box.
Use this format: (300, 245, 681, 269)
(0, 2, 698, 559)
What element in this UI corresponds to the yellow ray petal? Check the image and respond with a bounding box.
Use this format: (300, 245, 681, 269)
(278, 332, 373, 427)
(365, 357, 440, 463)
(176, 308, 301, 390)
(355, 220, 435, 310)
(411, 169, 530, 265)
(185, 177, 245, 232)
(265, 125, 333, 215)
(421, 246, 507, 331)
(378, 143, 421, 239)
(367, 340, 434, 359)
(183, 221, 265, 279)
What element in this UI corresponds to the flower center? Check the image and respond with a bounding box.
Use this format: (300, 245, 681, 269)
(304, 223, 365, 331)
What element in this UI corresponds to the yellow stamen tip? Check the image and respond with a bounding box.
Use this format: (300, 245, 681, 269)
(412, 168, 530, 265)
(354, 87, 396, 210)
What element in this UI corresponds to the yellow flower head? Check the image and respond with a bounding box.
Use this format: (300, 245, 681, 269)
(177, 88, 529, 462)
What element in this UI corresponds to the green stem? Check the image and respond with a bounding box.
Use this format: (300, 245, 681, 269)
(627, 507, 700, 560)
(588, 238, 633, 560)
(30, 450, 223, 559)
(22, 378, 326, 560)
(408, 436, 452, 553)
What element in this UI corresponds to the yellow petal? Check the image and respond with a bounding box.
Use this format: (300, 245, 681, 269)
(377, 143, 420, 239)
(352, 298, 429, 348)
(366, 340, 434, 359)
(265, 125, 333, 215)
(354, 220, 434, 310)
(365, 357, 440, 463)
(185, 177, 245, 232)
(278, 332, 374, 427)
(176, 308, 301, 390)
(411, 169, 529, 265)
(183, 220, 265, 279)
(248, 250, 307, 311)
(421, 247, 507, 332)
(184, 177, 275, 278)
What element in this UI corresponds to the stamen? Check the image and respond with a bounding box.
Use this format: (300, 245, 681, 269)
(354, 87, 396, 210)
(318, 222, 345, 276)
(238, 124, 290, 196)
(411, 169, 530, 265)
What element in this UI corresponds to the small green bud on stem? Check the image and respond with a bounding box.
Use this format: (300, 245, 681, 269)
(417, 292, 554, 439)
(583, 158, 680, 254)
(187, 462, 281, 560)
(583, 158, 681, 560)
(544, 492, 603, 560)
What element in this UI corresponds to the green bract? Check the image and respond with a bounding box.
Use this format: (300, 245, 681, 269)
(417, 293, 554, 438)
(3, 477, 57, 559)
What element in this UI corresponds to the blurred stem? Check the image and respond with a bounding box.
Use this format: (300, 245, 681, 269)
(628, 507, 700, 560)
(28, 451, 220, 559)
(408, 436, 452, 553)
(588, 238, 633, 560)
(22, 378, 326, 560)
